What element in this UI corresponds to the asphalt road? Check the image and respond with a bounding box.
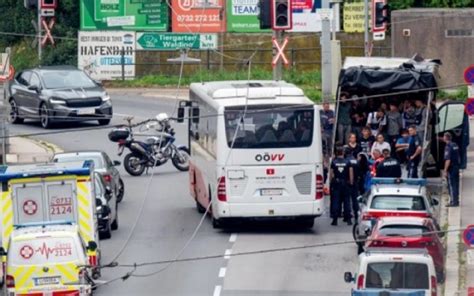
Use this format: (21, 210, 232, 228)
(8, 92, 357, 296)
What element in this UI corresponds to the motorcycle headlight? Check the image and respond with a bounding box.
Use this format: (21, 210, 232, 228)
(50, 97, 66, 105)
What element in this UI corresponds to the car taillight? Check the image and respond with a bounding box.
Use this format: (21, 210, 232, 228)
(6, 274, 15, 288)
(431, 275, 437, 296)
(315, 174, 324, 200)
(103, 174, 112, 183)
(421, 240, 435, 247)
(356, 274, 364, 289)
(217, 177, 227, 202)
(371, 240, 383, 246)
(118, 139, 126, 145)
(361, 213, 374, 221)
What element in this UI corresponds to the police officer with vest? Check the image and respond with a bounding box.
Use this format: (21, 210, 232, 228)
(376, 149, 402, 178)
(407, 125, 422, 178)
(330, 146, 354, 226)
(345, 148, 361, 221)
(444, 132, 461, 207)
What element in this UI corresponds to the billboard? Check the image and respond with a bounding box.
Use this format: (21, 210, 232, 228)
(136, 33, 218, 50)
(78, 31, 136, 80)
(291, 0, 340, 32)
(80, 0, 168, 31)
(227, 0, 264, 33)
(171, 0, 226, 33)
(343, 1, 371, 33)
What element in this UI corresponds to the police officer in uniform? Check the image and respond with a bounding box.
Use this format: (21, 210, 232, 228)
(345, 148, 360, 221)
(376, 149, 402, 178)
(406, 125, 422, 178)
(330, 147, 354, 226)
(444, 132, 460, 207)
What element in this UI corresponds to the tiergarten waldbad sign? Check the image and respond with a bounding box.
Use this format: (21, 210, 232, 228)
(136, 33, 218, 50)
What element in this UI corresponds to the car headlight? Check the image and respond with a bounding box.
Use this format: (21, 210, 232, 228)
(50, 97, 66, 105)
(102, 94, 111, 102)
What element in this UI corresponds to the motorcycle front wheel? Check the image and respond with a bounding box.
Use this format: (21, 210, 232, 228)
(172, 147, 190, 172)
(124, 153, 147, 176)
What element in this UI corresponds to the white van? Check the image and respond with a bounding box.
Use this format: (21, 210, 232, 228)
(344, 248, 438, 296)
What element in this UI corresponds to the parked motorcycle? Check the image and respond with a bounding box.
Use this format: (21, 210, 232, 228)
(108, 113, 190, 176)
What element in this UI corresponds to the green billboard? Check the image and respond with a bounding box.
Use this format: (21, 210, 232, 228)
(80, 0, 168, 31)
(227, 0, 268, 33)
(136, 33, 218, 50)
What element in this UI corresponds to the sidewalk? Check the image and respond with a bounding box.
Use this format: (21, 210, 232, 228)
(444, 117, 474, 296)
(5, 137, 62, 164)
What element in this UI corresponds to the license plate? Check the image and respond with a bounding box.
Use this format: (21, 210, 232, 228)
(77, 108, 95, 115)
(34, 276, 60, 286)
(261, 189, 283, 196)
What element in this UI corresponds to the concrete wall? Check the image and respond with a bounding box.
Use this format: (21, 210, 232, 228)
(392, 9, 474, 88)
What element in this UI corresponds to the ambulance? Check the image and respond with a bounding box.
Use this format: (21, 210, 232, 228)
(2, 223, 94, 295)
(0, 161, 101, 278)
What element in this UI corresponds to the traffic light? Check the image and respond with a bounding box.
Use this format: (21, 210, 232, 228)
(258, 0, 272, 30)
(271, 0, 292, 31)
(372, 0, 389, 32)
(24, 0, 37, 9)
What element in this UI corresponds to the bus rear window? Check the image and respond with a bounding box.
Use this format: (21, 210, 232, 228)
(224, 105, 314, 149)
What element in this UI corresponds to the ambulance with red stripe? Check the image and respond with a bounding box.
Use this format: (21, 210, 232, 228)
(2, 223, 95, 295)
(182, 81, 324, 229)
(0, 162, 101, 281)
(353, 178, 440, 248)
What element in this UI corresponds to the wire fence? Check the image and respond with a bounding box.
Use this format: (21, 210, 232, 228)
(118, 45, 391, 80)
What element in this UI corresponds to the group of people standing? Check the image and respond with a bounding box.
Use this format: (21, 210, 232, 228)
(320, 94, 461, 226)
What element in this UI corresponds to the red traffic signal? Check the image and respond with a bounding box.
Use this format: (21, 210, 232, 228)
(41, 0, 57, 9)
(372, 0, 389, 32)
(271, 0, 293, 31)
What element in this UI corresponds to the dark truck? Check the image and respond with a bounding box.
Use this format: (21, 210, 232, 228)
(332, 56, 469, 177)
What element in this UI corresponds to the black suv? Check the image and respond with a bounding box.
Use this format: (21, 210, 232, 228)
(6, 66, 113, 128)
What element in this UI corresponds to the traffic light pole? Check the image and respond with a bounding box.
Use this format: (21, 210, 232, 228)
(321, 0, 332, 102)
(272, 30, 283, 81)
(37, 0, 42, 63)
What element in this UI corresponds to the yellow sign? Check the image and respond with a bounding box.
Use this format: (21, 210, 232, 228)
(344, 2, 371, 33)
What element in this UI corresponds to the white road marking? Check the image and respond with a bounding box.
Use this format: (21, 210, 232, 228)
(218, 267, 226, 278)
(213, 285, 222, 296)
(224, 249, 232, 259)
(114, 113, 147, 119)
(229, 233, 237, 243)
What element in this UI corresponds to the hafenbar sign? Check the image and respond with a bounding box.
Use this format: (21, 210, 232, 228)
(78, 31, 136, 80)
(136, 33, 218, 50)
(80, 0, 168, 31)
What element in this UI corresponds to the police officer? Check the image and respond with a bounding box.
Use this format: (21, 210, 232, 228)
(345, 148, 360, 222)
(444, 132, 460, 207)
(330, 147, 354, 226)
(406, 125, 422, 178)
(376, 148, 402, 178)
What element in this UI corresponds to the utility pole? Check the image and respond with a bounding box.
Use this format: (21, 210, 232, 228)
(272, 30, 283, 81)
(37, 0, 42, 63)
(320, 0, 332, 102)
(364, 0, 369, 56)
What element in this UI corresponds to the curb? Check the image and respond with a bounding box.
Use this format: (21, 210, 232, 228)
(6, 138, 64, 164)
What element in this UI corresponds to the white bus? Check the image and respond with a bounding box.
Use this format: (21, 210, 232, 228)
(178, 81, 324, 228)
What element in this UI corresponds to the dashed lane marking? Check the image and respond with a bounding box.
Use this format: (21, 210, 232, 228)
(224, 249, 232, 260)
(213, 285, 222, 296)
(229, 233, 237, 243)
(218, 267, 226, 278)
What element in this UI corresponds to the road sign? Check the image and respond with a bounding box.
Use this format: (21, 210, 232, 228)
(466, 99, 474, 116)
(41, 18, 55, 46)
(272, 37, 289, 67)
(464, 65, 474, 84)
(463, 224, 474, 247)
(136, 33, 218, 51)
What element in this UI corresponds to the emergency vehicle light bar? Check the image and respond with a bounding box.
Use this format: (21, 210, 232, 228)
(14, 220, 74, 229)
(371, 178, 427, 186)
(0, 161, 92, 182)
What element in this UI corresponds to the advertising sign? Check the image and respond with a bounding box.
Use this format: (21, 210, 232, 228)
(290, 0, 340, 32)
(78, 31, 136, 80)
(227, 0, 265, 32)
(136, 33, 218, 50)
(171, 0, 225, 33)
(344, 1, 371, 33)
(80, 0, 168, 31)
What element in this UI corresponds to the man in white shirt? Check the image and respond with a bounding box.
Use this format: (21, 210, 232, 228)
(371, 133, 391, 159)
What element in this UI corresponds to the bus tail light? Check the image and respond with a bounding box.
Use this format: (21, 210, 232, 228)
(217, 177, 227, 202)
(431, 275, 437, 296)
(6, 274, 15, 288)
(315, 174, 324, 200)
(356, 274, 364, 289)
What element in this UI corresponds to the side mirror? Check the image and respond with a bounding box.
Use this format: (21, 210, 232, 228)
(87, 241, 98, 252)
(95, 198, 103, 207)
(105, 186, 112, 197)
(94, 80, 103, 86)
(177, 107, 185, 123)
(0, 247, 7, 256)
(113, 160, 121, 166)
(28, 85, 40, 93)
(357, 195, 364, 203)
(344, 272, 354, 283)
(431, 198, 439, 206)
(192, 107, 200, 124)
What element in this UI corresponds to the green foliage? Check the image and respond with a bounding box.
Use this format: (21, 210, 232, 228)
(389, 0, 474, 9)
(438, 86, 468, 101)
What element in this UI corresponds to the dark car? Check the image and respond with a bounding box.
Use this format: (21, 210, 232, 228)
(95, 172, 118, 239)
(6, 66, 113, 128)
(53, 151, 125, 203)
